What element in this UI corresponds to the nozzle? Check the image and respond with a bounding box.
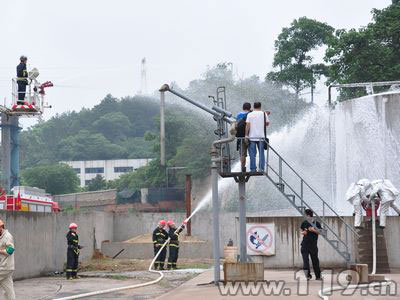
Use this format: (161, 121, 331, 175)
(159, 84, 170, 92)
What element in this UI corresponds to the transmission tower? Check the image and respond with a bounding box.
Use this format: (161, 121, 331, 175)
(140, 57, 147, 94)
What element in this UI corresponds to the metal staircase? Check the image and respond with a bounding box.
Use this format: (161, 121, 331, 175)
(265, 144, 359, 262)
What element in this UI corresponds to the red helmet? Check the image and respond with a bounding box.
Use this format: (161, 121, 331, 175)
(167, 220, 175, 227)
(159, 220, 166, 226)
(69, 223, 78, 229)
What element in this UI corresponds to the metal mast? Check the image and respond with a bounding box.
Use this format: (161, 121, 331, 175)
(140, 57, 147, 95)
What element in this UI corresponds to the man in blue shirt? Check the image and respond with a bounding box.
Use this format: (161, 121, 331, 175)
(236, 103, 251, 172)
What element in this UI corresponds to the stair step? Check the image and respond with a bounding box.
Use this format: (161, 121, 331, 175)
(340, 252, 351, 260)
(319, 228, 328, 236)
(297, 206, 306, 212)
(329, 240, 339, 247)
(275, 182, 285, 191)
(285, 194, 295, 201)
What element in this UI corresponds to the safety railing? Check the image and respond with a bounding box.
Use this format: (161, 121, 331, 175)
(265, 143, 358, 260)
(220, 136, 357, 261)
(217, 137, 267, 175)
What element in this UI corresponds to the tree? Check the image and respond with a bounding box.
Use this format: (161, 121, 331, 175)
(56, 130, 128, 161)
(86, 175, 108, 191)
(324, 2, 400, 99)
(267, 17, 334, 97)
(21, 163, 79, 195)
(93, 112, 131, 142)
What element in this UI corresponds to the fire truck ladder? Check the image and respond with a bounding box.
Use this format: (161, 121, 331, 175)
(265, 144, 359, 262)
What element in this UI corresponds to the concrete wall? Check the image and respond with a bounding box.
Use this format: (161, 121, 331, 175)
(2, 209, 400, 279)
(113, 212, 400, 269)
(0, 211, 113, 280)
(246, 216, 357, 268)
(54, 190, 117, 210)
(113, 211, 238, 250)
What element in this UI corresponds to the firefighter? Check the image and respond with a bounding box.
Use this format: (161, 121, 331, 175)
(16, 56, 28, 105)
(167, 221, 185, 270)
(66, 223, 83, 280)
(0, 220, 15, 300)
(152, 220, 168, 270)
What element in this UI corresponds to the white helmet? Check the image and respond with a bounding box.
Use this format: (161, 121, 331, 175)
(357, 179, 372, 198)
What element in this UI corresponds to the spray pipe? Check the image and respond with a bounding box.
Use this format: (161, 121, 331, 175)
(53, 218, 194, 300)
(318, 198, 387, 300)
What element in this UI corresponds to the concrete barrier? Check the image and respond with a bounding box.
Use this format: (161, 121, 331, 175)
(0, 211, 113, 280)
(1, 209, 399, 280)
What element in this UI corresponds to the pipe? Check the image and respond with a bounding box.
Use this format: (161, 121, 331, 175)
(160, 84, 235, 124)
(238, 176, 246, 262)
(160, 91, 166, 166)
(371, 199, 377, 275)
(185, 174, 192, 236)
(210, 146, 221, 284)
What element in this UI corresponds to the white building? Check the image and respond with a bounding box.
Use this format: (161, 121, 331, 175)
(62, 159, 151, 187)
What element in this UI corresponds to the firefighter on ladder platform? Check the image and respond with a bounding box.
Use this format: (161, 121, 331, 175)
(66, 223, 83, 280)
(16, 56, 28, 105)
(152, 220, 168, 270)
(167, 221, 186, 270)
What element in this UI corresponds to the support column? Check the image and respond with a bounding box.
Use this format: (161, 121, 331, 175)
(211, 147, 220, 284)
(10, 116, 20, 189)
(160, 91, 166, 166)
(185, 174, 192, 236)
(1, 114, 20, 192)
(238, 176, 247, 262)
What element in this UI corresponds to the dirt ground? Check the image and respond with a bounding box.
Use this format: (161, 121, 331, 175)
(80, 257, 213, 272)
(14, 257, 213, 300)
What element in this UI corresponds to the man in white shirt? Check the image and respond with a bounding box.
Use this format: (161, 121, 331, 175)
(245, 102, 270, 172)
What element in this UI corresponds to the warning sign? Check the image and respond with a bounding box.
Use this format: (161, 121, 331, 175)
(246, 223, 275, 256)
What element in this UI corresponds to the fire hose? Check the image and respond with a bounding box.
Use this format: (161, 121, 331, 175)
(53, 220, 190, 300)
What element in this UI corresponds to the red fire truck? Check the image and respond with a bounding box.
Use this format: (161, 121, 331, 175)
(0, 186, 60, 213)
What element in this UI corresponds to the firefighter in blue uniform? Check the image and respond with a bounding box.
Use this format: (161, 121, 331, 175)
(152, 220, 168, 270)
(66, 223, 83, 279)
(167, 220, 185, 270)
(16, 56, 28, 105)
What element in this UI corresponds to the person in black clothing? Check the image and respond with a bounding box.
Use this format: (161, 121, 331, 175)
(236, 102, 251, 172)
(16, 56, 28, 104)
(300, 209, 321, 280)
(152, 220, 168, 270)
(66, 223, 83, 280)
(167, 221, 185, 270)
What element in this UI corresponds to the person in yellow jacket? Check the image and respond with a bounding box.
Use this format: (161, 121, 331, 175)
(0, 219, 15, 300)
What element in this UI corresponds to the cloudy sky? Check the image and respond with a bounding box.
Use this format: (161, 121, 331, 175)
(0, 0, 391, 126)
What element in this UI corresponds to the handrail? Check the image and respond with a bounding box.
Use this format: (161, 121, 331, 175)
(267, 165, 351, 250)
(267, 143, 359, 238)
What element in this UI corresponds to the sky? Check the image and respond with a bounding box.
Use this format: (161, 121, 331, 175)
(0, 0, 392, 127)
